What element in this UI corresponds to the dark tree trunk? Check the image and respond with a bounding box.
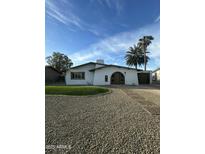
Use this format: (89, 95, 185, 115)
(135, 64, 138, 70)
(143, 37, 147, 71)
(144, 49, 146, 71)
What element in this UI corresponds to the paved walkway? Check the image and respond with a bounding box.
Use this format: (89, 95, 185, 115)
(46, 88, 160, 153)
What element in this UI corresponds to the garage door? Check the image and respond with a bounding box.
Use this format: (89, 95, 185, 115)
(138, 73, 150, 84)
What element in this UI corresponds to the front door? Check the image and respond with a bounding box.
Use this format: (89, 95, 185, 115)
(111, 72, 125, 84)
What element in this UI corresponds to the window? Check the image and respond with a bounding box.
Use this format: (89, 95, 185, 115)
(71, 72, 85, 80)
(105, 75, 108, 82)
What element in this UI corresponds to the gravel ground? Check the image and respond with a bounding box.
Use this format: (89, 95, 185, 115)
(46, 88, 160, 153)
(119, 85, 160, 115)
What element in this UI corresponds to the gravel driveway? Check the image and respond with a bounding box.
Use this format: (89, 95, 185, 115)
(119, 85, 160, 115)
(46, 87, 160, 153)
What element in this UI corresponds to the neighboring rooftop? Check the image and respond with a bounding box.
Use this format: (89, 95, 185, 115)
(152, 67, 160, 72)
(45, 65, 62, 74)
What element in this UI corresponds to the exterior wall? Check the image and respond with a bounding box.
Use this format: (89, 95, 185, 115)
(150, 71, 153, 84)
(65, 64, 95, 85)
(93, 67, 139, 85)
(45, 67, 61, 83)
(152, 69, 160, 82)
(156, 70, 160, 81)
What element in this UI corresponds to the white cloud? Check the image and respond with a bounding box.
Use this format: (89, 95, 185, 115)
(69, 23, 160, 68)
(46, 0, 84, 31)
(46, 0, 101, 34)
(105, 0, 112, 8)
(155, 15, 160, 22)
(95, 0, 123, 14)
(46, 0, 124, 36)
(70, 51, 103, 62)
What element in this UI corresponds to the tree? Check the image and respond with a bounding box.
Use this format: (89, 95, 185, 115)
(125, 45, 144, 70)
(137, 36, 154, 71)
(46, 52, 73, 73)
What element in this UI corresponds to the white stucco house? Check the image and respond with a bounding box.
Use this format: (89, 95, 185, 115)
(152, 67, 160, 83)
(65, 60, 152, 85)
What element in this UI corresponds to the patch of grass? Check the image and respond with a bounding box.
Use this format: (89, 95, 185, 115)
(45, 86, 109, 96)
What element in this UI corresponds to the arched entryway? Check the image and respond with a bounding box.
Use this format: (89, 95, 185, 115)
(111, 72, 125, 84)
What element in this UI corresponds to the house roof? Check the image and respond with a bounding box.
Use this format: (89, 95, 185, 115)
(89, 65, 142, 71)
(152, 67, 160, 72)
(70, 62, 99, 69)
(45, 66, 62, 74)
(70, 62, 143, 71)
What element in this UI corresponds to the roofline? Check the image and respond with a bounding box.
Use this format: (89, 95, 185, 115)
(70, 62, 106, 69)
(89, 64, 142, 71)
(70, 62, 94, 69)
(152, 67, 160, 72)
(69, 62, 143, 71)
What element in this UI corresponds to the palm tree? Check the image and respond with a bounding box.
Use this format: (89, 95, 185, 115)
(125, 45, 144, 70)
(137, 36, 154, 71)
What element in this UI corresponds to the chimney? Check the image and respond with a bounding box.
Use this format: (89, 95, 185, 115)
(96, 59, 104, 64)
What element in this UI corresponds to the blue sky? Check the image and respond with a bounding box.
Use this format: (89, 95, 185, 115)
(46, 0, 160, 70)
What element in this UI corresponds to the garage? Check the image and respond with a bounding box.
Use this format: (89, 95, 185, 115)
(138, 72, 151, 84)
